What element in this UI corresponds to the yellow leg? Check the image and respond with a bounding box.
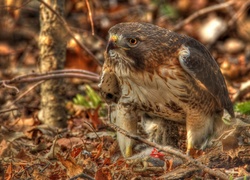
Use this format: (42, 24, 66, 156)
(112, 103, 138, 158)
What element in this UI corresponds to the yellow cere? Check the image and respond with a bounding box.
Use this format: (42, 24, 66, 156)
(110, 35, 118, 42)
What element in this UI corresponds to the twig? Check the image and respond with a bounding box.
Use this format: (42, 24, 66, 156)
(12, 81, 44, 104)
(69, 173, 94, 180)
(37, 0, 101, 65)
(3, 74, 98, 84)
(83, 121, 101, 142)
(45, 136, 58, 159)
(4, 69, 98, 81)
(85, 0, 94, 36)
(172, 1, 235, 31)
(207, 0, 250, 48)
(46, 69, 98, 76)
(0, 81, 44, 115)
(216, 0, 236, 18)
(106, 122, 229, 180)
(0, 69, 99, 86)
(0, 107, 20, 114)
(228, 0, 250, 27)
(2, 81, 19, 93)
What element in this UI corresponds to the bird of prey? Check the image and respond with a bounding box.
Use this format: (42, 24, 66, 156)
(99, 22, 234, 157)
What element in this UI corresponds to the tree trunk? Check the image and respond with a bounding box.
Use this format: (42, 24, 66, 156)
(38, 0, 67, 127)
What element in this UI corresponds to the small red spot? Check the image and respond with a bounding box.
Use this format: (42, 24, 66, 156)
(150, 148, 165, 159)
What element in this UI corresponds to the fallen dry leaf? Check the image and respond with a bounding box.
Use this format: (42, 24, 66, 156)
(0, 139, 9, 157)
(70, 147, 83, 158)
(95, 167, 112, 180)
(1, 126, 25, 142)
(57, 137, 85, 149)
(8, 118, 39, 132)
(92, 141, 103, 159)
(15, 149, 32, 162)
(5, 163, 12, 180)
(57, 154, 83, 178)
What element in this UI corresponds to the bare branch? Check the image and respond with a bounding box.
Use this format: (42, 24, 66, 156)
(228, 0, 250, 27)
(0, 107, 20, 114)
(2, 81, 20, 93)
(0, 81, 44, 115)
(12, 81, 44, 104)
(0, 69, 99, 86)
(48, 69, 99, 76)
(69, 173, 94, 180)
(173, 1, 235, 31)
(106, 121, 229, 180)
(85, 0, 95, 36)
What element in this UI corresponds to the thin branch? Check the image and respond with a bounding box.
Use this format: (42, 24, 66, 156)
(228, 0, 250, 27)
(2, 81, 19, 93)
(83, 121, 101, 142)
(0, 69, 99, 86)
(5, 69, 99, 81)
(216, 0, 235, 17)
(85, 0, 95, 36)
(0, 74, 99, 86)
(69, 173, 94, 180)
(172, 1, 235, 31)
(47, 69, 99, 76)
(105, 122, 229, 180)
(12, 81, 44, 104)
(0, 107, 20, 114)
(0, 82, 42, 115)
(207, 0, 250, 48)
(37, 0, 101, 65)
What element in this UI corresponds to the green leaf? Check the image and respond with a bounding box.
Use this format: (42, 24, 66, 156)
(72, 85, 103, 110)
(73, 94, 91, 108)
(234, 101, 250, 115)
(85, 85, 101, 108)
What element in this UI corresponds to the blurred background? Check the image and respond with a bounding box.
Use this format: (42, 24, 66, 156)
(1, 0, 249, 79)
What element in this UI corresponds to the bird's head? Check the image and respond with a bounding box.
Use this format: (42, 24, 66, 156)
(106, 22, 169, 71)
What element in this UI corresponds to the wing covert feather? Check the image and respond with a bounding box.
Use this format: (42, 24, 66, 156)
(179, 39, 234, 117)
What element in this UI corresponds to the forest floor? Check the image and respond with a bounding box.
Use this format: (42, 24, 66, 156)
(0, 0, 250, 179)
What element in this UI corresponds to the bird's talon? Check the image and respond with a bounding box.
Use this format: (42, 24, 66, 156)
(125, 146, 133, 158)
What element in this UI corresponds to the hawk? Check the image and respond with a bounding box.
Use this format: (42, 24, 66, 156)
(99, 22, 234, 157)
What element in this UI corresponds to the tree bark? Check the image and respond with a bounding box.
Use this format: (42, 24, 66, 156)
(38, 0, 67, 127)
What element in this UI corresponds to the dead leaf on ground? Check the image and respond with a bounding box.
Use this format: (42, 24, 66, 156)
(0, 139, 9, 157)
(15, 149, 32, 162)
(57, 137, 85, 149)
(57, 154, 83, 178)
(92, 141, 103, 159)
(7, 118, 39, 132)
(0, 126, 25, 142)
(71, 147, 83, 158)
(5, 163, 12, 180)
(95, 167, 112, 180)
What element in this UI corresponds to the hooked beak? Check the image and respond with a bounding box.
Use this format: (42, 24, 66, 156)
(106, 35, 118, 53)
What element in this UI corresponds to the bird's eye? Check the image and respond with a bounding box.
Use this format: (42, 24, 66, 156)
(128, 38, 138, 46)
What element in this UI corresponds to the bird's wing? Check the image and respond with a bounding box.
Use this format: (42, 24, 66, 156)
(178, 38, 234, 117)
